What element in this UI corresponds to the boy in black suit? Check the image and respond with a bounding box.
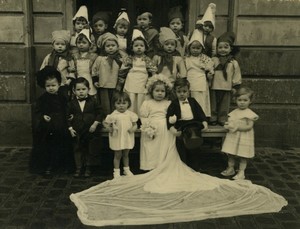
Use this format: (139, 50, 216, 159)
(67, 78, 104, 177)
(167, 78, 208, 166)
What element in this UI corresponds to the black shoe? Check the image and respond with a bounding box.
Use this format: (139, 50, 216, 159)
(209, 121, 218, 126)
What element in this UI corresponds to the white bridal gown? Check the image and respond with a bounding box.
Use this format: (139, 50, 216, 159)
(70, 115, 287, 227)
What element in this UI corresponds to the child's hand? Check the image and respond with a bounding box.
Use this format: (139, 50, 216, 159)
(231, 88, 237, 95)
(202, 121, 208, 131)
(43, 115, 51, 122)
(69, 128, 77, 137)
(89, 123, 98, 133)
(68, 114, 74, 121)
(169, 115, 177, 124)
(170, 126, 181, 137)
(94, 82, 100, 88)
(128, 123, 137, 133)
(207, 71, 214, 80)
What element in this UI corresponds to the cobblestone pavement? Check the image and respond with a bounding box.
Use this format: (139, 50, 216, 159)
(0, 146, 300, 229)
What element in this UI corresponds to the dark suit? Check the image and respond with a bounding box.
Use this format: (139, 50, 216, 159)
(67, 96, 104, 168)
(166, 97, 207, 165)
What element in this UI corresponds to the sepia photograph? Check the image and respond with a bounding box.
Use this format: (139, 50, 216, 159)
(0, 0, 299, 228)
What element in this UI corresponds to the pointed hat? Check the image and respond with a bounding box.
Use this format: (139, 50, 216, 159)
(196, 3, 216, 28)
(76, 28, 92, 43)
(188, 29, 204, 47)
(114, 9, 130, 28)
(131, 29, 145, 41)
(73, 5, 88, 22)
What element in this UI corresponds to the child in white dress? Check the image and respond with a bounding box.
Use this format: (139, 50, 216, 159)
(221, 87, 259, 180)
(122, 29, 157, 116)
(104, 91, 138, 179)
(139, 74, 173, 170)
(185, 29, 214, 117)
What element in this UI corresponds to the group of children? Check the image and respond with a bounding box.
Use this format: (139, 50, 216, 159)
(30, 3, 258, 181)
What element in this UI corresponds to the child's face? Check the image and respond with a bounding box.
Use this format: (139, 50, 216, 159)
(73, 83, 89, 99)
(217, 42, 232, 56)
(236, 94, 251, 110)
(137, 13, 151, 29)
(163, 40, 176, 53)
(76, 37, 90, 52)
(203, 22, 213, 34)
(45, 78, 60, 94)
(93, 20, 107, 35)
(175, 86, 189, 101)
(152, 84, 166, 101)
(104, 40, 118, 55)
(169, 18, 183, 33)
(189, 41, 203, 57)
(53, 39, 67, 53)
(74, 19, 88, 33)
(116, 24, 128, 36)
(115, 99, 129, 113)
(132, 40, 146, 56)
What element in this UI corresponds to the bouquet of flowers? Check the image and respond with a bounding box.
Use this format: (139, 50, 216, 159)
(140, 120, 157, 140)
(103, 115, 118, 136)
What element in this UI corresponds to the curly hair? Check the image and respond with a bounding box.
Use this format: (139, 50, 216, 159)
(234, 86, 255, 101)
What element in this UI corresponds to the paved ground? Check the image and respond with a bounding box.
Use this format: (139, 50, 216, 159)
(0, 145, 300, 229)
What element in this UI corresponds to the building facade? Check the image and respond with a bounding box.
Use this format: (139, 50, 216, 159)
(0, 0, 299, 147)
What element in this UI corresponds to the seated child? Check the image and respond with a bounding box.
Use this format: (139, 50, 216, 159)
(166, 78, 208, 166)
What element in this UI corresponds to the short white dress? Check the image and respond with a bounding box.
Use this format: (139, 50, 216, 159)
(222, 108, 259, 158)
(105, 110, 138, 151)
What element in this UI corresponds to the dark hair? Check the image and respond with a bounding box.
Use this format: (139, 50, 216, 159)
(36, 66, 62, 88)
(148, 80, 170, 99)
(137, 12, 152, 21)
(203, 21, 214, 29)
(130, 36, 149, 53)
(234, 86, 255, 101)
(112, 91, 132, 108)
(187, 40, 204, 56)
(76, 33, 91, 44)
(173, 78, 190, 90)
(71, 77, 90, 90)
(73, 17, 88, 26)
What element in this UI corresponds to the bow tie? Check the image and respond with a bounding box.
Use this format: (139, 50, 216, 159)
(78, 97, 88, 102)
(181, 101, 189, 104)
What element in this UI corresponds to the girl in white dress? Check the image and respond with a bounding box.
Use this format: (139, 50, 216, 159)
(122, 29, 157, 116)
(103, 91, 138, 179)
(139, 74, 173, 170)
(221, 87, 259, 180)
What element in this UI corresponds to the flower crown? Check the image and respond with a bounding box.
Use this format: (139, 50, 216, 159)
(146, 74, 173, 91)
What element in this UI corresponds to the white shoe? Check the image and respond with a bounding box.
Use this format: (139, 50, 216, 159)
(113, 169, 121, 179)
(233, 172, 245, 180)
(221, 168, 235, 176)
(123, 167, 134, 176)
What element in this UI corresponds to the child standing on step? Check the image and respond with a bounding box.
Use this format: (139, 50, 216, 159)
(103, 91, 138, 179)
(210, 31, 241, 126)
(67, 78, 103, 177)
(221, 87, 258, 180)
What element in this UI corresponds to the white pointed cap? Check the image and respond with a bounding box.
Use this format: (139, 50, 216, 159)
(131, 29, 145, 41)
(114, 10, 130, 28)
(196, 3, 216, 29)
(76, 28, 92, 43)
(188, 29, 204, 47)
(73, 5, 88, 22)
